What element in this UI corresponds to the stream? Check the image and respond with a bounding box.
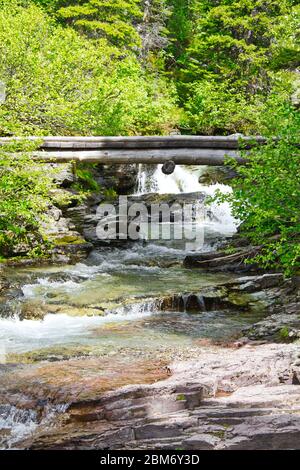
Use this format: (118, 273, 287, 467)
(0, 165, 266, 449)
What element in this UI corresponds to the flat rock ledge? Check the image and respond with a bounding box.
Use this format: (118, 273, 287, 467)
(23, 343, 300, 450)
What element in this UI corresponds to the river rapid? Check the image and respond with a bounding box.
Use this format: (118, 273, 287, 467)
(0, 164, 266, 448)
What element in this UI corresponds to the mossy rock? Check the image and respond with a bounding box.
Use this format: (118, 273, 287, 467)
(51, 234, 87, 246)
(19, 300, 48, 320)
(227, 292, 252, 307)
(46, 304, 105, 317)
(7, 345, 99, 364)
(176, 393, 186, 401)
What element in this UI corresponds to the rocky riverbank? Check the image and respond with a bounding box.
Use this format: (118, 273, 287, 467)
(16, 342, 300, 450)
(1, 163, 299, 450)
(0, 269, 298, 450)
(0, 162, 138, 266)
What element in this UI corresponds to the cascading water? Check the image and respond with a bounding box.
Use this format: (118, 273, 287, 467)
(135, 163, 238, 236)
(0, 159, 248, 449)
(0, 403, 68, 449)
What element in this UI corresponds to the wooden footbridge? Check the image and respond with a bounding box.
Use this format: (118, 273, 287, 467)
(0, 135, 265, 166)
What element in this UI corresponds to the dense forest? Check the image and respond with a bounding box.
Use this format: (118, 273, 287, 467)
(0, 0, 299, 272)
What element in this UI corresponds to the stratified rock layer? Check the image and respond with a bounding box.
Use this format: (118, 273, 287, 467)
(18, 343, 300, 450)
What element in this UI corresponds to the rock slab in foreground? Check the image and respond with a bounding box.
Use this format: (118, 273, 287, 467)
(21, 343, 300, 450)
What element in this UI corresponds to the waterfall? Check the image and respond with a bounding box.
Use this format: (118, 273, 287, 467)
(135, 164, 202, 194)
(135, 164, 238, 235)
(135, 164, 159, 194)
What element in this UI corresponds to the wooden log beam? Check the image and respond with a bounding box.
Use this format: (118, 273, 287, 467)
(0, 135, 263, 150)
(31, 148, 246, 165)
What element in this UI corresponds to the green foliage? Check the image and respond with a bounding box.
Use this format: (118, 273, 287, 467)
(215, 101, 300, 274)
(56, 0, 142, 48)
(0, 0, 299, 272)
(0, 141, 54, 257)
(0, 0, 177, 137)
(75, 164, 100, 191)
(166, 0, 299, 134)
(165, 0, 191, 60)
(182, 79, 263, 135)
(103, 187, 117, 200)
(33, 0, 171, 53)
(279, 326, 290, 340)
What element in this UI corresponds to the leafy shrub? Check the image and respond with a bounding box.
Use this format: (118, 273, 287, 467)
(181, 80, 263, 135)
(0, 141, 54, 257)
(215, 101, 300, 274)
(75, 165, 100, 192)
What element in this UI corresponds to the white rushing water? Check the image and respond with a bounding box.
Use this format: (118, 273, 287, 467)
(0, 164, 238, 357)
(0, 303, 155, 355)
(136, 164, 204, 194)
(0, 403, 68, 449)
(0, 163, 241, 448)
(135, 164, 237, 235)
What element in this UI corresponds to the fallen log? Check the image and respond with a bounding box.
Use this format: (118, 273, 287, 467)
(184, 247, 262, 269)
(0, 135, 264, 150)
(30, 148, 246, 165)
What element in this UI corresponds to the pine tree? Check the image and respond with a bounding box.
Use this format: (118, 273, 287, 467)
(56, 0, 143, 48)
(165, 0, 299, 134)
